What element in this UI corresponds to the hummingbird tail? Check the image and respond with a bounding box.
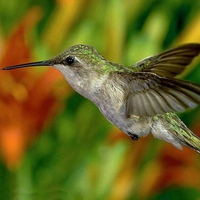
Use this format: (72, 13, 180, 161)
(151, 112, 200, 153)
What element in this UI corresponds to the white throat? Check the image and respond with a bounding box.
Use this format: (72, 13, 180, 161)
(54, 64, 109, 101)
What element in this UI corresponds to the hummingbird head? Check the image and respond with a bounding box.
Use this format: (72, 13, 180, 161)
(3, 44, 106, 71)
(52, 44, 107, 74)
(51, 44, 109, 95)
(3, 44, 109, 98)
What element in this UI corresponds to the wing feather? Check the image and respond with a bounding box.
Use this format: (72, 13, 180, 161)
(126, 73, 200, 117)
(133, 43, 200, 77)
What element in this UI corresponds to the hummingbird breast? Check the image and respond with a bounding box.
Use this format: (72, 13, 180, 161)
(94, 73, 151, 137)
(58, 65, 151, 138)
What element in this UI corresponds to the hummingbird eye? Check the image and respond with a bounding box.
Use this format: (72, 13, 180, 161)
(64, 56, 75, 65)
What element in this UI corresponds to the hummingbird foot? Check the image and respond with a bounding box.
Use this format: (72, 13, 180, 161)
(128, 132, 139, 141)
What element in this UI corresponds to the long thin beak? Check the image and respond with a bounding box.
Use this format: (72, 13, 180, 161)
(2, 60, 53, 70)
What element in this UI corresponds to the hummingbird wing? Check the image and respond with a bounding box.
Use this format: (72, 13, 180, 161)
(125, 73, 200, 117)
(133, 43, 200, 78)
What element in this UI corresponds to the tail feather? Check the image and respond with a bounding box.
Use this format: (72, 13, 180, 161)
(151, 112, 200, 153)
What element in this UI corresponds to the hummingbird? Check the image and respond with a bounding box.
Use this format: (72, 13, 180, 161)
(3, 43, 200, 153)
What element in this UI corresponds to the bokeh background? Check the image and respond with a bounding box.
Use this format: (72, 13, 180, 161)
(1, 0, 200, 199)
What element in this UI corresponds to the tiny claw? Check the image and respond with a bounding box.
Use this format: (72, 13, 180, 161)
(129, 133, 139, 141)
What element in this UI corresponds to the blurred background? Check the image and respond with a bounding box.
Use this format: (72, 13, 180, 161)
(0, 0, 200, 199)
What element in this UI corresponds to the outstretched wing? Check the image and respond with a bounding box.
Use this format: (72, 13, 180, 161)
(132, 43, 200, 77)
(125, 73, 200, 117)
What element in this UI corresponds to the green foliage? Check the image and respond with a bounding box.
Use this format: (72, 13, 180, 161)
(149, 187, 200, 200)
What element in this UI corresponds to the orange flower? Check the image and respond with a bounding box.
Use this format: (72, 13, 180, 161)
(0, 7, 71, 169)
